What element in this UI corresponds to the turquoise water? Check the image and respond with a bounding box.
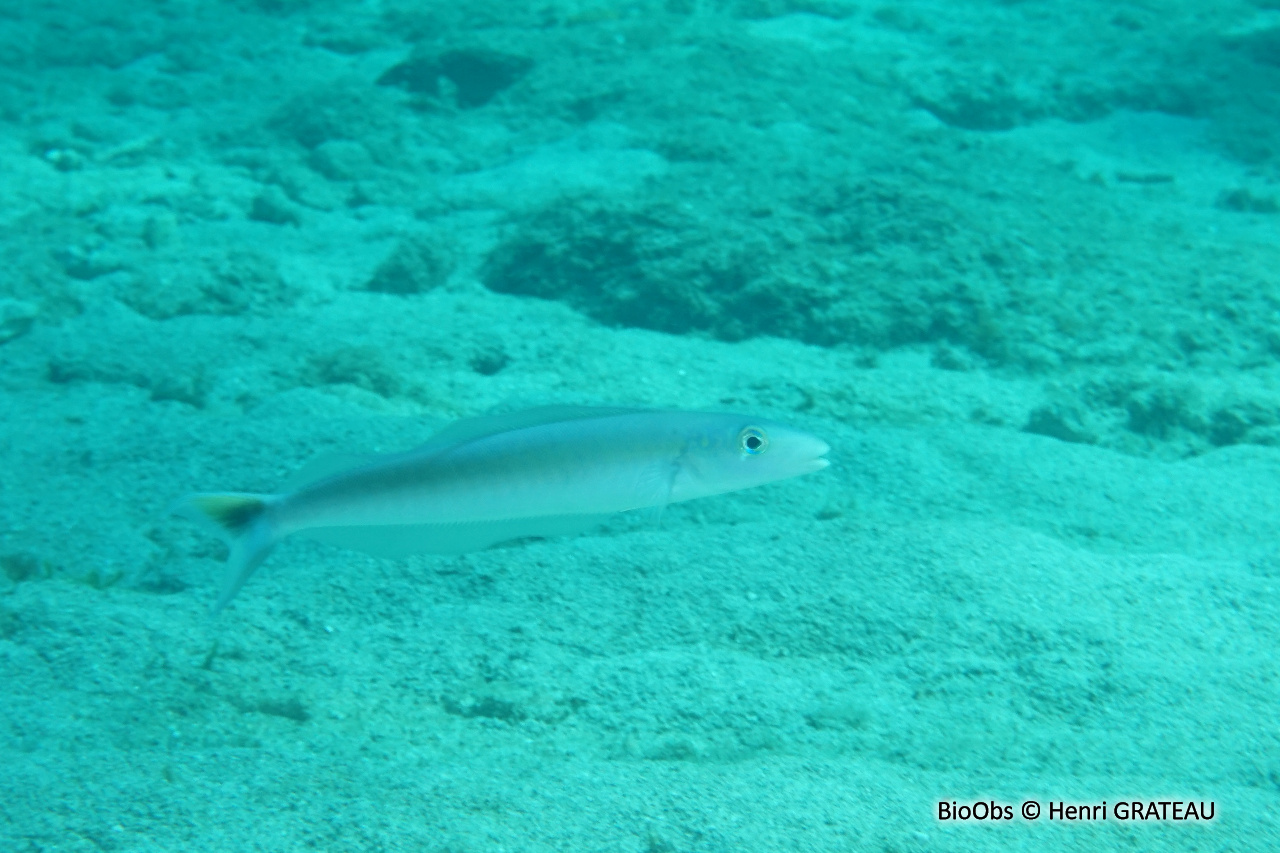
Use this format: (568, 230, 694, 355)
(2, 1, 1279, 850)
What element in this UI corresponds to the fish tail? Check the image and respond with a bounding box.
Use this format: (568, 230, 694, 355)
(175, 492, 279, 612)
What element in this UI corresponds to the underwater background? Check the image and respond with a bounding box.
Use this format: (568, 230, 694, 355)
(2, 0, 1279, 850)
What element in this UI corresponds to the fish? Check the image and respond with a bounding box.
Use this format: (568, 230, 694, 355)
(176, 405, 830, 610)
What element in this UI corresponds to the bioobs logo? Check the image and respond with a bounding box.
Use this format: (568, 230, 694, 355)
(937, 801, 1014, 821)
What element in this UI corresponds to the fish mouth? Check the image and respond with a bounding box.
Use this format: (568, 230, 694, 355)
(801, 436, 830, 472)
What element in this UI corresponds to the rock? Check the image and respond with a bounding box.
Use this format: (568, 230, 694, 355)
(378, 48, 533, 107)
(0, 299, 38, 343)
(366, 236, 452, 295)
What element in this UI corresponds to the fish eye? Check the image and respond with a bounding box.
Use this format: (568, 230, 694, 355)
(738, 426, 769, 455)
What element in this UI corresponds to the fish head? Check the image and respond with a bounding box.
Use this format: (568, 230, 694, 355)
(670, 414, 830, 503)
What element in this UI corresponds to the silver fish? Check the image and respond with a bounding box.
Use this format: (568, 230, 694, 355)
(177, 406, 830, 610)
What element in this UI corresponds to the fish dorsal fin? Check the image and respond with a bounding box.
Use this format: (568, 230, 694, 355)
(282, 453, 385, 491)
(284, 407, 646, 492)
(411, 405, 647, 455)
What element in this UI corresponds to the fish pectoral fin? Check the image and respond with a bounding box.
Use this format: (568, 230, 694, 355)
(629, 458, 677, 526)
(297, 514, 614, 558)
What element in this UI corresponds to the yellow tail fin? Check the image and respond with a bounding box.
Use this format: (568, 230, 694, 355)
(175, 493, 278, 611)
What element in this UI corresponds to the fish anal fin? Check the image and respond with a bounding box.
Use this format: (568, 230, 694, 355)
(297, 514, 613, 558)
(640, 502, 669, 527)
